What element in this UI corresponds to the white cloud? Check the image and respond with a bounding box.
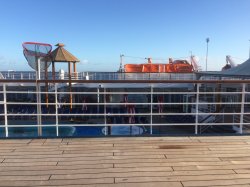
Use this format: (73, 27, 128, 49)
(79, 59, 89, 65)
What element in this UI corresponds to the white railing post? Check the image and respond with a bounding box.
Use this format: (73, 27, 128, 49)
(36, 82, 42, 136)
(195, 83, 200, 134)
(55, 84, 59, 136)
(104, 87, 107, 135)
(97, 87, 100, 114)
(3, 84, 8, 137)
(150, 86, 153, 134)
(222, 108, 225, 123)
(240, 83, 246, 134)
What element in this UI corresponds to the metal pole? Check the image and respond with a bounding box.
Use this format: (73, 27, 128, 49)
(104, 87, 107, 135)
(36, 82, 42, 136)
(150, 86, 153, 134)
(195, 83, 200, 134)
(97, 87, 100, 114)
(36, 58, 42, 136)
(68, 62, 72, 110)
(3, 84, 8, 137)
(206, 38, 209, 71)
(45, 61, 49, 108)
(55, 83, 59, 136)
(240, 83, 246, 134)
(119, 54, 124, 72)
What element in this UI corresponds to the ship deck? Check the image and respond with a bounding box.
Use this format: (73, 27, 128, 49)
(1, 136, 250, 186)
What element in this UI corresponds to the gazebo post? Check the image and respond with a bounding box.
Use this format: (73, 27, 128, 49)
(52, 61, 55, 80)
(73, 62, 77, 79)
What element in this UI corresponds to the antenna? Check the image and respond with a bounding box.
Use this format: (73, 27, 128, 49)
(205, 37, 210, 71)
(119, 54, 124, 72)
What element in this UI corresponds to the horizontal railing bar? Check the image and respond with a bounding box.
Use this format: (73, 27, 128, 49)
(2, 123, 250, 128)
(3, 112, 250, 116)
(1, 79, 250, 84)
(1, 91, 250, 95)
(3, 102, 250, 105)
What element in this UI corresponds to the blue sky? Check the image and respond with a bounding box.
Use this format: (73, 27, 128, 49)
(0, 0, 250, 71)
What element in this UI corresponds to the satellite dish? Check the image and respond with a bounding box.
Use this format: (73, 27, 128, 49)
(22, 42, 52, 71)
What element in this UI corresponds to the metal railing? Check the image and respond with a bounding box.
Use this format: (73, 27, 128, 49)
(0, 79, 250, 138)
(0, 71, 196, 81)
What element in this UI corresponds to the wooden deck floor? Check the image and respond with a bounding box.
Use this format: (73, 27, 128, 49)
(1, 136, 250, 186)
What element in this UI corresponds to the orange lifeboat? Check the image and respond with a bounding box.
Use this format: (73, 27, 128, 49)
(124, 58, 194, 73)
(124, 64, 143, 72)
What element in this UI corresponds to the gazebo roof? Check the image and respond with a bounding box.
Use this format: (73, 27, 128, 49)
(50, 43, 80, 62)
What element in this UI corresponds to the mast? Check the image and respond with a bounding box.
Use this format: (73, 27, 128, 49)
(119, 54, 124, 72)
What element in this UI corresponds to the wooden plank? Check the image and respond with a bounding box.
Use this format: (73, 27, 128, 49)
(57, 158, 187, 165)
(28, 139, 46, 143)
(173, 164, 250, 171)
(0, 175, 50, 181)
(0, 151, 64, 156)
(166, 153, 250, 159)
(50, 169, 235, 180)
(112, 142, 248, 147)
(189, 136, 250, 140)
(0, 166, 173, 175)
(182, 179, 250, 187)
(235, 169, 250, 174)
(63, 147, 210, 155)
(42, 182, 183, 187)
(209, 147, 250, 151)
(231, 161, 250, 165)
(44, 139, 62, 143)
(1, 152, 113, 158)
(0, 140, 31, 144)
(55, 158, 230, 166)
(210, 185, 250, 187)
(115, 150, 250, 156)
(39, 182, 183, 187)
(162, 157, 221, 162)
(114, 161, 231, 168)
(64, 137, 192, 142)
(220, 157, 250, 161)
(2, 154, 166, 162)
(0, 149, 15, 155)
(12, 148, 61, 153)
(59, 143, 114, 148)
(0, 148, 16, 151)
(0, 161, 57, 167)
(0, 178, 114, 186)
(0, 164, 113, 172)
(115, 174, 250, 183)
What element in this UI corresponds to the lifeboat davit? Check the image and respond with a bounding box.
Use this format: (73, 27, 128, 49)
(124, 58, 194, 73)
